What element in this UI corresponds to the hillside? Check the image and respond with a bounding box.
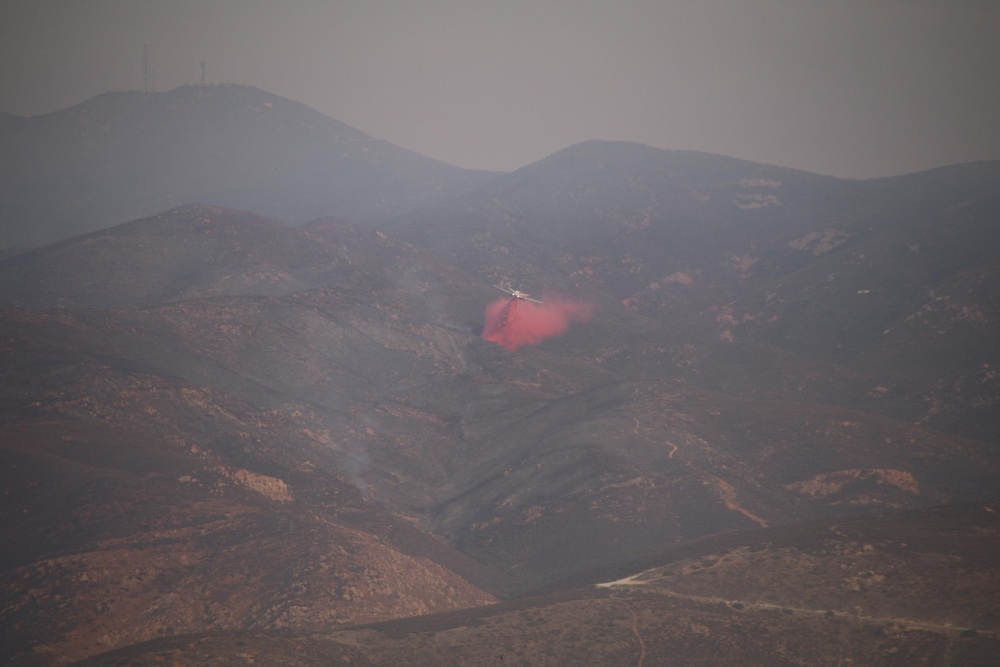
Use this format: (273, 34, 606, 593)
(0, 85, 496, 249)
(388, 143, 1000, 441)
(75, 502, 1000, 666)
(0, 138, 998, 664)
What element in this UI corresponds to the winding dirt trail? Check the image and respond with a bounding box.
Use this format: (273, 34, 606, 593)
(630, 608, 647, 667)
(630, 416, 677, 459)
(598, 576, 998, 639)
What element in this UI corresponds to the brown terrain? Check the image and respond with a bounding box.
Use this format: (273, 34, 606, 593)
(71, 503, 1000, 665)
(0, 87, 998, 665)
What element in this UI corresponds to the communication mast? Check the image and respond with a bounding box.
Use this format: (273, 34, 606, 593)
(200, 60, 206, 85)
(143, 44, 148, 93)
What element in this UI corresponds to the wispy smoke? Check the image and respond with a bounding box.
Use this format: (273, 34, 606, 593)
(481, 296, 593, 350)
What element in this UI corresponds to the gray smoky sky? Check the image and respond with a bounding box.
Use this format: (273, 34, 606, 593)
(2, 0, 998, 177)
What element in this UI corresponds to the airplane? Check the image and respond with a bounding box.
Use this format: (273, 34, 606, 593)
(494, 284, 543, 303)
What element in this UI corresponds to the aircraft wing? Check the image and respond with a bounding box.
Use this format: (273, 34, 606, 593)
(493, 284, 542, 303)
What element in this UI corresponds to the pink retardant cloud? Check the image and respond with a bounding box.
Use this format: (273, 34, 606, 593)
(482, 296, 593, 350)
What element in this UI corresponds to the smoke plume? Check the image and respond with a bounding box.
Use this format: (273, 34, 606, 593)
(481, 296, 593, 350)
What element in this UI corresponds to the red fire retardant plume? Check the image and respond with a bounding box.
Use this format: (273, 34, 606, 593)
(481, 297, 594, 350)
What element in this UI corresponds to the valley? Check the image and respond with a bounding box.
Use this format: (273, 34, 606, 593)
(1, 86, 997, 665)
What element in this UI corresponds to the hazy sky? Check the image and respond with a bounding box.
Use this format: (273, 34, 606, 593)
(2, 0, 998, 177)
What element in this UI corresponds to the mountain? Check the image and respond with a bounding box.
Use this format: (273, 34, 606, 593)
(0, 136, 998, 664)
(385, 140, 869, 296)
(387, 142, 1000, 441)
(0, 85, 497, 249)
(0, 208, 507, 665)
(73, 502, 1000, 666)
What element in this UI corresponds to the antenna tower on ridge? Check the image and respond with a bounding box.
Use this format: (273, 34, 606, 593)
(143, 44, 148, 93)
(201, 60, 206, 85)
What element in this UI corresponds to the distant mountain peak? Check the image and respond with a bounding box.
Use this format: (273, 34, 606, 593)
(0, 85, 497, 249)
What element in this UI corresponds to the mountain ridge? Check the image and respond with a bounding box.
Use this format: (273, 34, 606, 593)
(1, 93, 998, 664)
(0, 84, 498, 249)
